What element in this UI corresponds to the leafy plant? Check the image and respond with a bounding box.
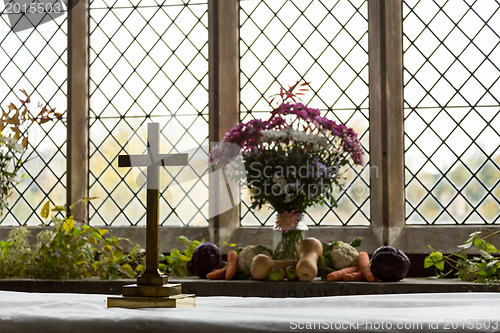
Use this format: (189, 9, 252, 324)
(425, 230, 500, 284)
(164, 236, 203, 277)
(0, 199, 145, 280)
(0, 89, 62, 214)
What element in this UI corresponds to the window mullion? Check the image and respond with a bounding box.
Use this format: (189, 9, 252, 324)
(368, 0, 405, 246)
(67, 0, 90, 221)
(208, 0, 240, 248)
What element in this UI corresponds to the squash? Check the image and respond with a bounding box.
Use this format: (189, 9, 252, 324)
(296, 238, 323, 281)
(250, 254, 298, 280)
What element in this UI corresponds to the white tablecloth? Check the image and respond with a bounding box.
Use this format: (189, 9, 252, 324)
(0, 291, 499, 332)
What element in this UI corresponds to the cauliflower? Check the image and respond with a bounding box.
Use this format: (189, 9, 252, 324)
(238, 245, 272, 276)
(329, 241, 359, 269)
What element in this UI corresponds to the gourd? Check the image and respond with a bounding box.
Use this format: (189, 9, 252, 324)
(296, 238, 323, 281)
(250, 254, 298, 280)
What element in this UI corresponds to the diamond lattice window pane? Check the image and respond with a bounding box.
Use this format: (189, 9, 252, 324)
(240, 0, 370, 226)
(89, 1, 209, 226)
(0, 7, 67, 226)
(404, 0, 500, 224)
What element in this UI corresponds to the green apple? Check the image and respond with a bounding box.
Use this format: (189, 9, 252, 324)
(285, 265, 298, 281)
(268, 267, 285, 281)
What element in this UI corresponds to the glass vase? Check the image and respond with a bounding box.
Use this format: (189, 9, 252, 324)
(273, 217, 308, 260)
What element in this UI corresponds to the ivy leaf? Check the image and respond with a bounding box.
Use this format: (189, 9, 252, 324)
(457, 242, 472, 250)
(424, 251, 445, 270)
(119, 264, 134, 278)
(457, 258, 470, 267)
(177, 236, 191, 244)
(102, 245, 113, 254)
(179, 254, 191, 262)
(73, 228, 81, 237)
(474, 237, 485, 250)
(40, 200, 51, 219)
(479, 249, 493, 260)
(62, 217, 74, 231)
(88, 236, 97, 246)
(469, 231, 481, 238)
(475, 269, 488, 277)
(136, 265, 145, 275)
(484, 241, 498, 253)
(52, 205, 66, 212)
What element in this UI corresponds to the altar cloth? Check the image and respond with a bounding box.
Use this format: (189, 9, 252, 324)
(0, 291, 499, 332)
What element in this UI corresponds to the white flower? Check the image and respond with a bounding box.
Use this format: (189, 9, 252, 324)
(0, 136, 24, 153)
(260, 128, 329, 150)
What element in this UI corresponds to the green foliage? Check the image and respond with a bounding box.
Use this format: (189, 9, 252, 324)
(164, 236, 202, 277)
(0, 200, 145, 280)
(0, 199, 207, 280)
(425, 230, 500, 284)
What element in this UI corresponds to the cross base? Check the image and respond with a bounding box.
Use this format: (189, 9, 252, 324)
(107, 274, 196, 308)
(137, 273, 169, 286)
(107, 293, 195, 309)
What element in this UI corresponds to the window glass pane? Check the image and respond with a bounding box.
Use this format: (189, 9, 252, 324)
(89, 0, 209, 226)
(403, 0, 500, 224)
(240, 0, 370, 226)
(0, 5, 67, 225)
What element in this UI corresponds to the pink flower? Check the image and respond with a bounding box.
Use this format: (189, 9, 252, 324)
(274, 210, 301, 233)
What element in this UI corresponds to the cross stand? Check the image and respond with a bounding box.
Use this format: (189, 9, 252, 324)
(107, 123, 195, 308)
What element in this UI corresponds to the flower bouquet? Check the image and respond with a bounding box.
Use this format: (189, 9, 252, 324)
(210, 82, 364, 260)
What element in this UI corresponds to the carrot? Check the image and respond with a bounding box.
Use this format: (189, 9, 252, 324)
(358, 251, 375, 282)
(206, 266, 227, 280)
(326, 266, 359, 281)
(343, 271, 365, 281)
(225, 250, 238, 280)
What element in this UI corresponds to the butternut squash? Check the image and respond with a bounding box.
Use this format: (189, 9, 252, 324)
(296, 238, 323, 281)
(250, 254, 298, 280)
